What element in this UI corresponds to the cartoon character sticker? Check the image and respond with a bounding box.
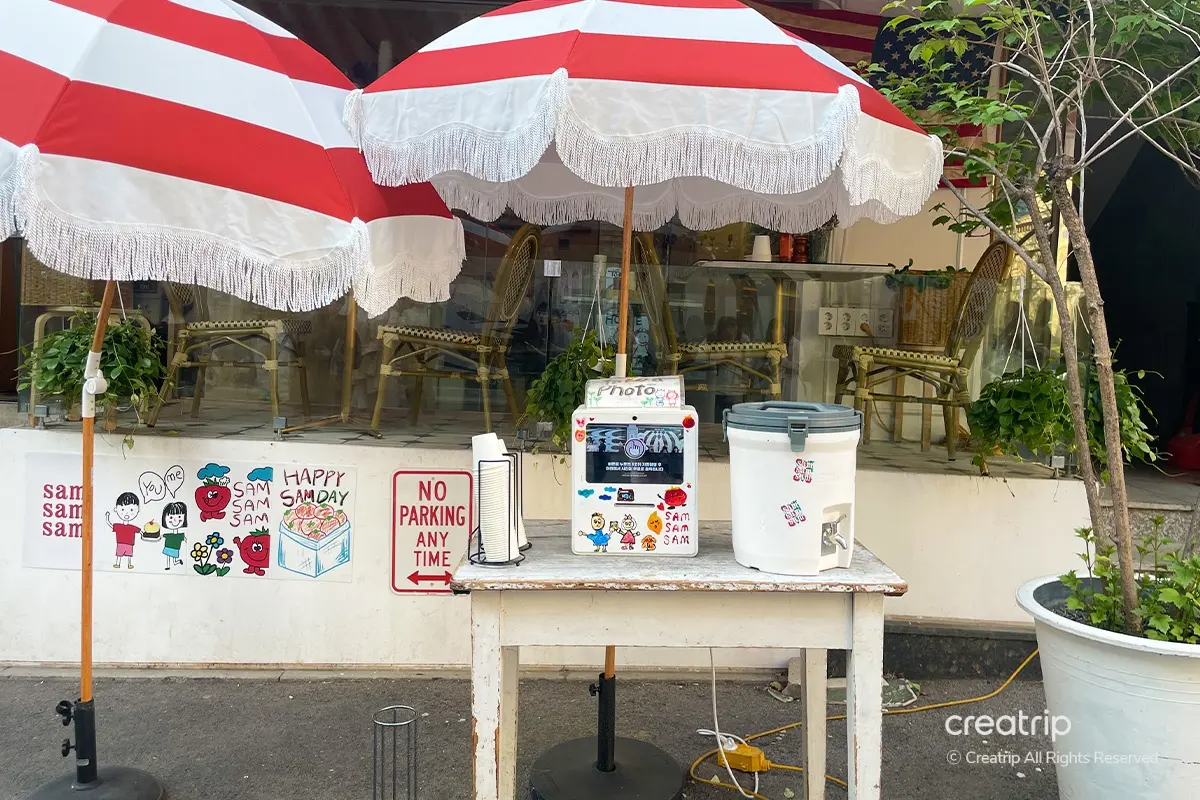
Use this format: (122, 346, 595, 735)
(617, 488, 635, 503)
(640, 535, 657, 552)
(793, 459, 814, 484)
(661, 486, 688, 509)
(579, 512, 612, 552)
(234, 529, 271, 576)
(782, 500, 807, 527)
(619, 514, 638, 550)
(195, 463, 232, 521)
(106, 492, 141, 570)
(160, 501, 188, 570)
(646, 511, 663, 535)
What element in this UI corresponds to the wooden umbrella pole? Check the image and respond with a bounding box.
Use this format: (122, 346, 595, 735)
(339, 290, 358, 422)
(81, 280, 117, 703)
(615, 186, 635, 380)
(605, 186, 636, 682)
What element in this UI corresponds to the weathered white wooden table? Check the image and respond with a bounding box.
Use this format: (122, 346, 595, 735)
(452, 520, 906, 800)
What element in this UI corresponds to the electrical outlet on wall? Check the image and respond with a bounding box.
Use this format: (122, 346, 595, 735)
(818, 307, 837, 336)
(854, 309, 872, 337)
(837, 309, 855, 336)
(873, 309, 895, 339)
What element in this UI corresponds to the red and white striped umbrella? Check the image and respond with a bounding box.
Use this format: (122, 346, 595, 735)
(0, 0, 465, 316)
(344, 0, 944, 232)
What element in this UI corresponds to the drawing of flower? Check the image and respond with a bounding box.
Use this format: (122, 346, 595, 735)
(191, 536, 230, 577)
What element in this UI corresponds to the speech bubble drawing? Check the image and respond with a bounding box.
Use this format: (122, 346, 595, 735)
(163, 465, 185, 498)
(138, 471, 167, 503)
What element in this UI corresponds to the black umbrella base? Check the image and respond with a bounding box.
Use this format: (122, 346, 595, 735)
(28, 767, 164, 800)
(529, 736, 684, 800)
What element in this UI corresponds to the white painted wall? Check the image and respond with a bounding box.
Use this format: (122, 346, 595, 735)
(0, 427, 1087, 670)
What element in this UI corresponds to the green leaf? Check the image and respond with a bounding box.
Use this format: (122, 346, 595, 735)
(1159, 587, 1184, 607)
(216, 566, 230, 577)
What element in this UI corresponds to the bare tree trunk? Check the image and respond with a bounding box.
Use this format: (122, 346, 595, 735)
(1053, 182, 1141, 634)
(1021, 188, 1107, 540)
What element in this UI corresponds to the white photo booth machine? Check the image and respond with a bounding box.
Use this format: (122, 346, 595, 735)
(571, 376, 699, 556)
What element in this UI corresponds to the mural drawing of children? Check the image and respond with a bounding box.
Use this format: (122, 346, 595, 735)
(106, 492, 141, 569)
(161, 501, 188, 570)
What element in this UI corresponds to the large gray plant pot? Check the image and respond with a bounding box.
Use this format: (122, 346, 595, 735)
(1017, 576, 1200, 799)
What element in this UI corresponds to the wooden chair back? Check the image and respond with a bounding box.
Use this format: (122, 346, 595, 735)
(632, 233, 679, 358)
(480, 223, 541, 348)
(163, 282, 210, 322)
(944, 241, 1012, 364)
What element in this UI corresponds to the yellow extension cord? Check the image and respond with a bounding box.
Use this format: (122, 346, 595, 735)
(689, 649, 1041, 798)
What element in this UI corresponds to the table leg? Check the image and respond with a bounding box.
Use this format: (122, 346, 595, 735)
(846, 594, 885, 800)
(499, 645, 519, 799)
(471, 592, 519, 800)
(800, 648, 828, 800)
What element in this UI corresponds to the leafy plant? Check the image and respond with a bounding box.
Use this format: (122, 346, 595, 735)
(871, 0, 1200, 633)
(969, 365, 1071, 473)
(969, 361, 1157, 476)
(18, 310, 165, 417)
(1062, 519, 1200, 644)
(523, 329, 613, 450)
(884, 259, 966, 292)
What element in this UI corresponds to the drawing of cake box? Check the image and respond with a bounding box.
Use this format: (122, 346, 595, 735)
(277, 502, 351, 578)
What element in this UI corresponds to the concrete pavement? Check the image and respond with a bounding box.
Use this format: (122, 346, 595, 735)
(0, 673, 1057, 800)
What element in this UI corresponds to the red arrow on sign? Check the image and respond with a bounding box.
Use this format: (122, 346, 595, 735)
(408, 570, 453, 585)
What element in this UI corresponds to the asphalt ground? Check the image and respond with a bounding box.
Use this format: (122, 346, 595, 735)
(0, 673, 1056, 800)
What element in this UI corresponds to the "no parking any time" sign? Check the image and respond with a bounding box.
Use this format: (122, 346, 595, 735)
(391, 470, 473, 595)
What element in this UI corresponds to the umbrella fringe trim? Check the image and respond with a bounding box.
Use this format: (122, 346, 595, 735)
(345, 74, 566, 186)
(839, 131, 944, 220)
(13, 147, 367, 312)
(555, 84, 858, 197)
(432, 172, 917, 234)
(353, 217, 468, 317)
(349, 79, 943, 222)
(0, 148, 21, 241)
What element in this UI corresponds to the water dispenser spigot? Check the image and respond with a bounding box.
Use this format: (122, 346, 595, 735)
(822, 514, 848, 551)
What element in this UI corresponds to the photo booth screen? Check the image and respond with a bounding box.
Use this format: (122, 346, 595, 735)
(584, 423, 686, 486)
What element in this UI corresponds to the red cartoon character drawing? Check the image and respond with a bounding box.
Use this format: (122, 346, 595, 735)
(661, 486, 688, 509)
(233, 529, 271, 576)
(194, 463, 232, 521)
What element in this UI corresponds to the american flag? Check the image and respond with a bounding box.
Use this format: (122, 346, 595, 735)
(747, 2, 993, 188)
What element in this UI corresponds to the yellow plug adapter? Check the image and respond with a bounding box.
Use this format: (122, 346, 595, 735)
(717, 743, 769, 774)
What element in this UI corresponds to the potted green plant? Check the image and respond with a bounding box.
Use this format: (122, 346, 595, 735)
(880, 1, 1200, 795)
(19, 309, 165, 431)
(523, 329, 613, 451)
(968, 362, 1157, 477)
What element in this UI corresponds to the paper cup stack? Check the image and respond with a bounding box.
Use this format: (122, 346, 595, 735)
(498, 439, 528, 551)
(472, 433, 522, 563)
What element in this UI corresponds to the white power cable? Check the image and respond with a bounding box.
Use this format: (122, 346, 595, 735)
(697, 648, 759, 799)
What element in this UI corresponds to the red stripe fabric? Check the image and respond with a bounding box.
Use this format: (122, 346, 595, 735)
(50, 0, 349, 88)
(372, 32, 850, 94)
(36, 80, 356, 220)
(0, 52, 70, 146)
(328, 149, 454, 222)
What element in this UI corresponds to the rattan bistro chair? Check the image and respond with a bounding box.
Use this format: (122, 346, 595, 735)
(370, 223, 541, 434)
(147, 284, 311, 425)
(633, 233, 786, 398)
(833, 241, 1012, 460)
